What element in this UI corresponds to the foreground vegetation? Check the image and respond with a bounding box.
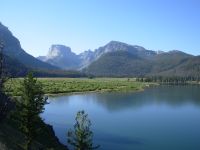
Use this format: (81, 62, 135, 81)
(0, 73, 67, 150)
(68, 110, 100, 150)
(5, 78, 151, 96)
(1, 42, 68, 150)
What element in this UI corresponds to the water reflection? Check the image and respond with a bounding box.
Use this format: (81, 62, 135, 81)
(96, 131, 145, 145)
(42, 85, 200, 150)
(48, 85, 200, 112)
(93, 85, 200, 111)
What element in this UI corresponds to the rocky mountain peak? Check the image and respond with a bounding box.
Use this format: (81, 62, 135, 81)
(47, 45, 72, 59)
(38, 44, 81, 70)
(101, 41, 147, 54)
(104, 41, 130, 52)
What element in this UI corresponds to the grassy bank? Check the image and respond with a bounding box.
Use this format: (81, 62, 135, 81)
(5, 78, 154, 96)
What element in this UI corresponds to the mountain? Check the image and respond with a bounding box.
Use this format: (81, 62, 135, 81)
(2, 20, 197, 78)
(0, 22, 58, 70)
(80, 41, 157, 69)
(38, 45, 81, 70)
(92, 41, 156, 59)
(39, 40, 199, 77)
(157, 56, 200, 77)
(0, 22, 87, 77)
(149, 50, 193, 74)
(78, 49, 95, 69)
(83, 42, 196, 77)
(38, 41, 157, 70)
(38, 46, 96, 70)
(83, 51, 152, 77)
(3, 54, 29, 76)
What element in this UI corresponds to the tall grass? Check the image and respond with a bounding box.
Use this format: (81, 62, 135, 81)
(5, 78, 151, 95)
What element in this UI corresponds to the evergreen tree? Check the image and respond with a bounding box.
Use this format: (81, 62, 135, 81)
(17, 72, 47, 150)
(67, 110, 99, 150)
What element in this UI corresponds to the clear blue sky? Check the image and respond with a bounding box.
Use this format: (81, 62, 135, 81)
(1, 0, 200, 56)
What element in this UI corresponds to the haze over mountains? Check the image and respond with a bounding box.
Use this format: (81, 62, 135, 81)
(38, 41, 200, 77)
(38, 45, 81, 70)
(0, 22, 200, 77)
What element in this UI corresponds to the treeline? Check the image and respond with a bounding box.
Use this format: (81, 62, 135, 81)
(136, 76, 200, 84)
(32, 69, 87, 78)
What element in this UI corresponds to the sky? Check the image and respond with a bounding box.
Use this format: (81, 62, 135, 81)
(1, 0, 200, 57)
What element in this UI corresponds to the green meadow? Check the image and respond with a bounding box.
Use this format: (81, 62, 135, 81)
(5, 78, 153, 96)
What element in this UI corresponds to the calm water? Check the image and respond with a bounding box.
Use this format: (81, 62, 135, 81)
(41, 85, 200, 150)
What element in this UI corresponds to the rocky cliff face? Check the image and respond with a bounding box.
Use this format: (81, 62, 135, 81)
(92, 41, 157, 59)
(46, 45, 73, 60)
(78, 49, 95, 69)
(38, 41, 158, 70)
(38, 45, 81, 70)
(38, 40, 199, 78)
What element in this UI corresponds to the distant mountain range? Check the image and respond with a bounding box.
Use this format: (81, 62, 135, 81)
(38, 41, 200, 77)
(38, 41, 160, 70)
(0, 22, 199, 77)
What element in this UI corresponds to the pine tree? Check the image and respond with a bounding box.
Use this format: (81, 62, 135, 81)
(67, 110, 99, 150)
(17, 72, 47, 150)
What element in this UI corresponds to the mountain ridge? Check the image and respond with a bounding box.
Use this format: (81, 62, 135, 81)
(1, 22, 199, 77)
(38, 41, 195, 73)
(0, 22, 59, 70)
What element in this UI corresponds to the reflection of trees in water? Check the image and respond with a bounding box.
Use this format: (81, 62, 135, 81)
(48, 85, 200, 112)
(91, 85, 200, 111)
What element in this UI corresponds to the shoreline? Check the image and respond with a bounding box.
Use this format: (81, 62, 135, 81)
(45, 82, 200, 97)
(45, 83, 157, 97)
(6, 78, 157, 97)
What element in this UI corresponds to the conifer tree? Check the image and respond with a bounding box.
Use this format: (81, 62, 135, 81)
(68, 110, 99, 150)
(17, 72, 47, 150)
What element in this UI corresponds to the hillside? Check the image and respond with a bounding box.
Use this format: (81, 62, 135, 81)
(38, 41, 157, 70)
(0, 22, 58, 70)
(3, 54, 29, 77)
(149, 51, 193, 74)
(157, 56, 200, 77)
(84, 47, 198, 77)
(84, 51, 152, 77)
(39, 40, 200, 77)
(0, 23, 86, 77)
(0, 117, 67, 150)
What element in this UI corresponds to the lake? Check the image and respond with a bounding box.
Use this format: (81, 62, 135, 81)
(41, 85, 200, 150)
